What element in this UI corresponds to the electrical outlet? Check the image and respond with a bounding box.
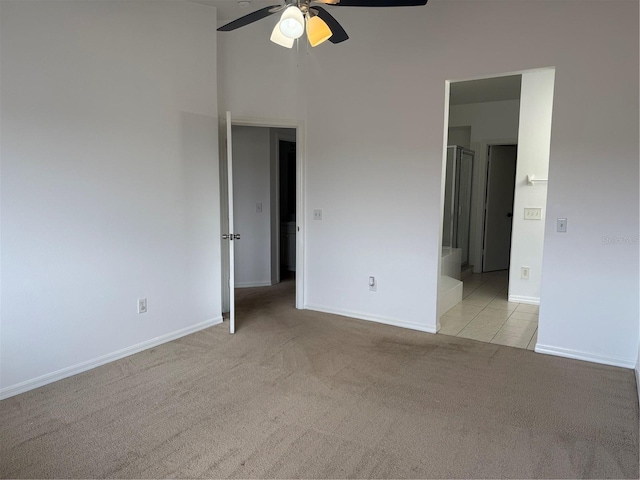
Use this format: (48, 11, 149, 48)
(369, 276, 376, 292)
(313, 209, 323, 220)
(521, 267, 530, 280)
(138, 298, 148, 314)
(524, 208, 542, 220)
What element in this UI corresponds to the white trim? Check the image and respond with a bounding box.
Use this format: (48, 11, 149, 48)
(508, 294, 540, 305)
(447, 66, 557, 85)
(295, 123, 306, 310)
(235, 281, 272, 288)
(0, 317, 223, 400)
(305, 304, 437, 334)
(230, 116, 299, 130)
(636, 362, 640, 405)
(535, 343, 636, 369)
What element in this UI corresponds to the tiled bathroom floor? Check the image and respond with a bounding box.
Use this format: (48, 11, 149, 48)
(439, 270, 538, 350)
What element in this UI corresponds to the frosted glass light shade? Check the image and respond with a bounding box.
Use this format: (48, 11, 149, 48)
(270, 23, 295, 48)
(279, 6, 304, 39)
(306, 16, 332, 47)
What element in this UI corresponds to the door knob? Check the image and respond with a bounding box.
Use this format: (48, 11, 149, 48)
(222, 234, 229, 239)
(233, 234, 241, 240)
(507, 213, 513, 218)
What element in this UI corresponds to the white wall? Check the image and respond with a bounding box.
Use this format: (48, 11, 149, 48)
(3, 0, 635, 401)
(447, 126, 471, 149)
(217, 22, 303, 121)
(448, 99, 520, 270)
(449, 100, 520, 144)
(217, 1, 639, 364)
(534, 3, 638, 367)
(508, 70, 555, 304)
(217, 23, 304, 309)
(0, 0, 221, 398)
(232, 126, 272, 287)
(300, 1, 639, 364)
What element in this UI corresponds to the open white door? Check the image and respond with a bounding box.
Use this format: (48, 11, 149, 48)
(482, 145, 517, 272)
(224, 111, 236, 334)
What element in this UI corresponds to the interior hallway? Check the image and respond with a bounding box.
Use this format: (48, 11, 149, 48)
(439, 271, 539, 350)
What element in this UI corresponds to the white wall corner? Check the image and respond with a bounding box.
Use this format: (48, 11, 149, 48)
(1, 0, 221, 394)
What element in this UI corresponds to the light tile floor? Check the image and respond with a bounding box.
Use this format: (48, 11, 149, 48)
(439, 270, 538, 350)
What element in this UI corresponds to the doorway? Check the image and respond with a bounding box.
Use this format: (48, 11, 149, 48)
(437, 68, 555, 350)
(278, 139, 297, 282)
(220, 117, 304, 333)
(482, 144, 517, 272)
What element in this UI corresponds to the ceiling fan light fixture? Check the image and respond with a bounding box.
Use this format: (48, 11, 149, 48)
(306, 15, 332, 47)
(270, 22, 295, 48)
(279, 6, 305, 39)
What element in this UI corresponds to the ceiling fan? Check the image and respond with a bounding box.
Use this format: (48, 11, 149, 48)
(217, 0, 429, 48)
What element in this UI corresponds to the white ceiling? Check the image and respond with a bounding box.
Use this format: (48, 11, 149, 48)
(191, 1, 522, 106)
(449, 75, 521, 106)
(188, 0, 281, 22)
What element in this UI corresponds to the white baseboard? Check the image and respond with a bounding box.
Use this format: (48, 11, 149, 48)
(508, 295, 540, 305)
(535, 343, 636, 369)
(0, 316, 223, 400)
(235, 281, 272, 288)
(636, 365, 639, 407)
(305, 304, 437, 334)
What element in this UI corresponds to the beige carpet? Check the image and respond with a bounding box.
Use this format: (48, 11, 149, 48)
(1, 279, 638, 478)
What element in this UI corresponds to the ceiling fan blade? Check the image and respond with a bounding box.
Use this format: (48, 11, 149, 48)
(313, 6, 349, 44)
(330, 0, 428, 6)
(217, 5, 281, 32)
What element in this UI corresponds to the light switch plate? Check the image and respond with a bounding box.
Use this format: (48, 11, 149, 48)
(138, 298, 147, 314)
(524, 208, 542, 220)
(557, 218, 567, 232)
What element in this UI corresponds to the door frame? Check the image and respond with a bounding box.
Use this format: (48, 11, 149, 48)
(220, 115, 306, 312)
(474, 139, 518, 274)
